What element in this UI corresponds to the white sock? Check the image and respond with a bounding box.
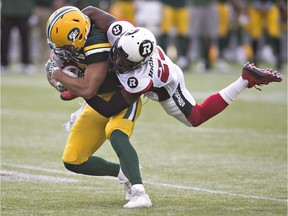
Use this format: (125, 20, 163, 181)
(219, 77, 248, 104)
(132, 184, 145, 192)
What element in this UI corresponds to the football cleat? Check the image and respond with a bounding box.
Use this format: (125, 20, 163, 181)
(118, 168, 132, 201)
(123, 184, 152, 209)
(242, 62, 282, 90)
(60, 91, 79, 101)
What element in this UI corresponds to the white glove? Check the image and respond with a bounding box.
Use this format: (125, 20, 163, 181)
(45, 59, 60, 77)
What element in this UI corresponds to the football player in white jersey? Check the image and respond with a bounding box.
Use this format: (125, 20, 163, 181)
(82, 10, 282, 127)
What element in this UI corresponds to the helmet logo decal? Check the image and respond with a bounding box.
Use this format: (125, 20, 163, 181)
(127, 77, 138, 88)
(125, 28, 139, 36)
(112, 24, 123, 36)
(139, 40, 153, 58)
(67, 27, 80, 41)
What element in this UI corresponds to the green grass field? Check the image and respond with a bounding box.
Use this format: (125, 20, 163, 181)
(1, 65, 287, 215)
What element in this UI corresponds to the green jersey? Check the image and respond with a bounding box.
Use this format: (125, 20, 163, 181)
(75, 25, 121, 94)
(161, 0, 187, 8)
(187, 0, 216, 6)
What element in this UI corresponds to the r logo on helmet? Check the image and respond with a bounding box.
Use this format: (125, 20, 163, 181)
(68, 27, 80, 41)
(112, 24, 123, 36)
(139, 40, 154, 58)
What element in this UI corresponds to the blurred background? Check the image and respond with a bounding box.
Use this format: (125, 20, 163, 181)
(1, 0, 287, 74)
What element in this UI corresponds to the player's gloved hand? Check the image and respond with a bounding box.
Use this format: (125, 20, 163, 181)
(56, 81, 67, 92)
(45, 59, 60, 77)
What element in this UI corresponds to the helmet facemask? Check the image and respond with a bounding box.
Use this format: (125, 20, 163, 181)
(108, 27, 156, 74)
(48, 41, 81, 60)
(109, 39, 141, 74)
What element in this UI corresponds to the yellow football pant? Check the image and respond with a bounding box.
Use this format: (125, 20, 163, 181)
(217, 2, 230, 37)
(109, 1, 135, 23)
(62, 93, 142, 165)
(247, 4, 280, 39)
(161, 4, 189, 36)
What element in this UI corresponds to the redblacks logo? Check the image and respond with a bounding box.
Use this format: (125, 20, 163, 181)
(139, 40, 153, 58)
(112, 24, 123, 36)
(127, 77, 138, 88)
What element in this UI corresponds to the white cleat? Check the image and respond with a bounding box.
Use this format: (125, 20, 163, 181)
(118, 168, 132, 201)
(123, 184, 152, 209)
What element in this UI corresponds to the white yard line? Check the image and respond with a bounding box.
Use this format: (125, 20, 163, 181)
(2, 162, 287, 203)
(1, 170, 80, 183)
(148, 182, 287, 203)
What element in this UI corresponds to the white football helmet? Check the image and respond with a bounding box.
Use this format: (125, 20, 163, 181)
(107, 20, 135, 44)
(109, 27, 156, 73)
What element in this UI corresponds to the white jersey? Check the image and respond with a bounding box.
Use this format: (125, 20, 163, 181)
(107, 21, 196, 126)
(117, 46, 182, 101)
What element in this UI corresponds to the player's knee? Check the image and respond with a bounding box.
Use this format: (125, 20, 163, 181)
(188, 105, 204, 127)
(63, 161, 83, 174)
(62, 148, 87, 165)
(190, 120, 203, 127)
(106, 125, 131, 140)
(188, 115, 203, 127)
(110, 129, 128, 146)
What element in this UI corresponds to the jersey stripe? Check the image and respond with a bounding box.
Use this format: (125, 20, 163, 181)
(123, 100, 138, 121)
(47, 7, 77, 41)
(84, 48, 111, 56)
(84, 43, 111, 51)
(84, 43, 111, 56)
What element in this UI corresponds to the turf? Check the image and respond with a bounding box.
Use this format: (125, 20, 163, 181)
(1, 65, 287, 215)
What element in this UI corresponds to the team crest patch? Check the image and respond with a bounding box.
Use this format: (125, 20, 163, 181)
(112, 24, 123, 36)
(67, 27, 80, 41)
(127, 77, 138, 88)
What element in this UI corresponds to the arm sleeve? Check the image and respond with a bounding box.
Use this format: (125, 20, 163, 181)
(85, 90, 133, 118)
(81, 6, 116, 32)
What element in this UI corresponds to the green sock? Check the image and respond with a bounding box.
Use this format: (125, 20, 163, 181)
(176, 35, 190, 56)
(158, 34, 169, 52)
(218, 37, 226, 58)
(110, 130, 142, 185)
(64, 156, 119, 176)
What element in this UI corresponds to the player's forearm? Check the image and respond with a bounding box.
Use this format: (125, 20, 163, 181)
(52, 61, 108, 99)
(86, 91, 131, 118)
(52, 69, 92, 98)
(82, 6, 117, 32)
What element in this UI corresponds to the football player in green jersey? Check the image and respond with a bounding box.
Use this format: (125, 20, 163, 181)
(233, 0, 282, 70)
(248, 0, 282, 70)
(158, 0, 190, 71)
(45, 6, 151, 208)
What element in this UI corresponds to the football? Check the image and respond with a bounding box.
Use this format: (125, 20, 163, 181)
(60, 62, 84, 78)
(56, 64, 84, 92)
